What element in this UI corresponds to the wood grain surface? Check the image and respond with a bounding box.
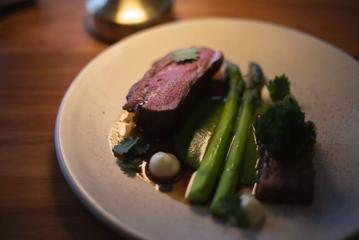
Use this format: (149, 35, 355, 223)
(0, 0, 358, 239)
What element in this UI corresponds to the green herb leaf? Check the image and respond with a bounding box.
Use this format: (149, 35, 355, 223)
(112, 137, 150, 174)
(130, 138, 150, 156)
(173, 48, 199, 63)
(267, 74, 290, 101)
(112, 137, 139, 157)
(117, 157, 143, 172)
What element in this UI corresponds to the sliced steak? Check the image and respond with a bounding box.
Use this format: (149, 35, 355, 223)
(253, 145, 315, 205)
(123, 47, 223, 136)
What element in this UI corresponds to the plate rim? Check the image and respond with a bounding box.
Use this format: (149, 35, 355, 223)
(54, 17, 359, 239)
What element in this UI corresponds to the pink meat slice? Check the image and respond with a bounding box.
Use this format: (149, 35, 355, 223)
(123, 47, 223, 136)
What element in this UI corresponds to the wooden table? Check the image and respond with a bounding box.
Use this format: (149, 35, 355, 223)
(0, 0, 358, 239)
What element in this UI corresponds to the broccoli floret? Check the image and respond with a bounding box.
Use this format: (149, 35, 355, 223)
(267, 74, 290, 101)
(255, 97, 316, 161)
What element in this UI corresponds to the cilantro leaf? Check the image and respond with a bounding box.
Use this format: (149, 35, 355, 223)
(267, 74, 290, 101)
(112, 137, 150, 174)
(112, 137, 139, 157)
(112, 137, 150, 157)
(117, 157, 143, 172)
(173, 48, 199, 63)
(130, 138, 150, 156)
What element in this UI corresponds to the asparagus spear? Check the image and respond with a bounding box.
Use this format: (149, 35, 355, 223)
(240, 116, 258, 186)
(240, 72, 290, 185)
(186, 62, 244, 203)
(210, 63, 264, 216)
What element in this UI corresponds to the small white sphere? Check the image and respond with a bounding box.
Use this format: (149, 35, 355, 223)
(260, 86, 274, 106)
(240, 194, 266, 227)
(148, 152, 180, 179)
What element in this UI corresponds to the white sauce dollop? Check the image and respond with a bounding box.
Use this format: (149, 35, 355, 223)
(148, 152, 181, 179)
(240, 194, 266, 227)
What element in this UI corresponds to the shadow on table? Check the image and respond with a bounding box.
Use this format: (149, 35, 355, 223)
(51, 148, 128, 240)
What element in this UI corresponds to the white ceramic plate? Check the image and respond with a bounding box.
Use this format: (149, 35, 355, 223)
(55, 18, 359, 240)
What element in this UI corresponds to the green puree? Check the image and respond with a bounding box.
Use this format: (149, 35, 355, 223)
(175, 98, 266, 186)
(175, 98, 267, 187)
(239, 104, 267, 186)
(174, 98, 224, 169)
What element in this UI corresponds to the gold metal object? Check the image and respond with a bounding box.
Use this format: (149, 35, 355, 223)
(85, 0, 173, 42)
